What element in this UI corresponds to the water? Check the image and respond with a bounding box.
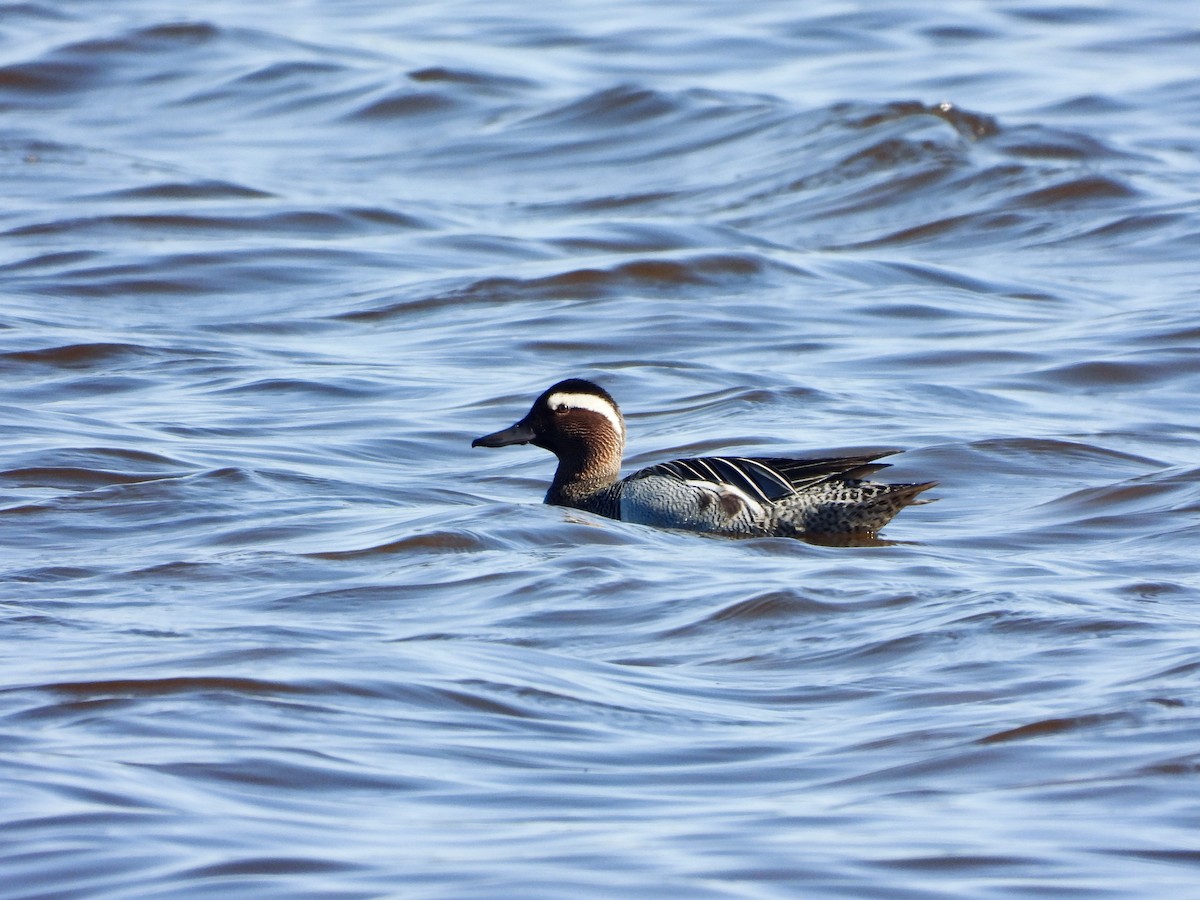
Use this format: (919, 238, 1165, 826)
(3, 1, 1200, 896)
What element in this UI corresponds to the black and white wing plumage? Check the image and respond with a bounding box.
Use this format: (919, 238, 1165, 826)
(630, 452, 898, 503)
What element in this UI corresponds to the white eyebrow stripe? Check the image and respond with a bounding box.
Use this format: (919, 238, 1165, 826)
(546, 391, 624, 435)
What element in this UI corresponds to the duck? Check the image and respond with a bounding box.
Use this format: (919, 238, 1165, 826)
(472, 378, 935, 539)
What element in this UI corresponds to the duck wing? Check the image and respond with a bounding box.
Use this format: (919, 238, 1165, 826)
(631, 452, 898, 504)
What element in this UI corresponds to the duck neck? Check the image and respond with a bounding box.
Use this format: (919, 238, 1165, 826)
(547, 435, 622, 506)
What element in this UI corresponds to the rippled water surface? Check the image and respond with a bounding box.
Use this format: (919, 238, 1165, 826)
(3, 1, 1200, 896)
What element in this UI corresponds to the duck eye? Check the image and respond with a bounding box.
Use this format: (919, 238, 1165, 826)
(551, 403, 567, 414)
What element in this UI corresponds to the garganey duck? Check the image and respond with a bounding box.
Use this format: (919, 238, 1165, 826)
(473, 378, 935, 539)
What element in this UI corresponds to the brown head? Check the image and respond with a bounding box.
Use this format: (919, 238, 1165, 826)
(472, 378, 626, 492)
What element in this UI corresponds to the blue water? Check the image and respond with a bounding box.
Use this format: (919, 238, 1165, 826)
(3, 1, 1200, 896)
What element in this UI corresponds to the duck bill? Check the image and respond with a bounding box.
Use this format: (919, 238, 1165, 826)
(472, 418, 536, 448)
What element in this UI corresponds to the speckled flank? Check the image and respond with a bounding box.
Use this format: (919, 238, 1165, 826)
(765, 481, 936, 538)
